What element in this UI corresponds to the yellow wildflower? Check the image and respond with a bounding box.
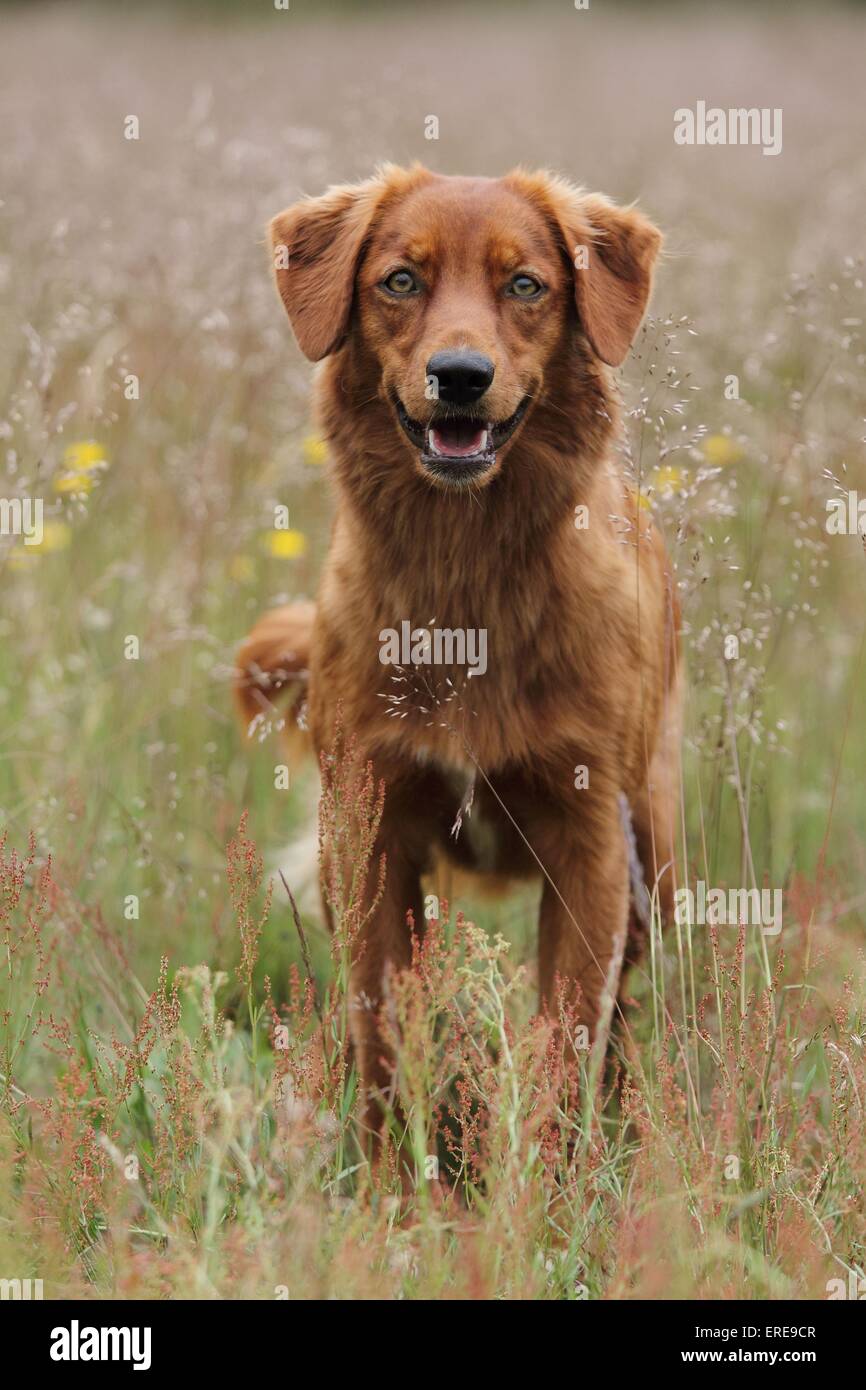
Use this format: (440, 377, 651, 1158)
(702, 434, 742, 467)
(7, 519, 71, 566)
(64, 440, 108, 472)
(28, 519, 71, 552)
(653, 465, 684, 493)
(262, 529, 307, 559)
(54, 472, 95, 495)
(302, 434, 328, 467)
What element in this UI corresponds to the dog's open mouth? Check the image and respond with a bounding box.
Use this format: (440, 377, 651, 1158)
(394, 395, 530, 484)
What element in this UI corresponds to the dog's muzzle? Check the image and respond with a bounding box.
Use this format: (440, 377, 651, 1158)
(394, 395, 530, 486)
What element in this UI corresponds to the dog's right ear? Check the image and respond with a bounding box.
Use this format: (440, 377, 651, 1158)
(268, 174, 389, 362)
(504, 170, 662, 368)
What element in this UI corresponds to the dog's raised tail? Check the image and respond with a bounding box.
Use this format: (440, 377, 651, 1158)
(234, 600, 315, 747)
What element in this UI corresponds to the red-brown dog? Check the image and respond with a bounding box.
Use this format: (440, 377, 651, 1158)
(237, 165, 681, 1122)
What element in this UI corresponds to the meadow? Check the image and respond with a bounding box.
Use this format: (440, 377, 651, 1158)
(1, 1, 865, 1299)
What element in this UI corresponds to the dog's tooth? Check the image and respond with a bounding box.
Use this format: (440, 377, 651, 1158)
(427, 428, 441, 456)
(479, 430, 488, 451)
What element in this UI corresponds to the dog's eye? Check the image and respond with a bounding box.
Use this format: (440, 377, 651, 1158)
(508, 274, 544, 299)
(382, 269, 418, 296)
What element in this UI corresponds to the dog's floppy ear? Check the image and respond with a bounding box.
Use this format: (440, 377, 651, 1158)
(569, 193, 662, 366)
(268, 173, 389, 361)
(509, 172, 662, 367)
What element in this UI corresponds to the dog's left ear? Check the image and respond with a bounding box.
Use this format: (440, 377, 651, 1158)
(513, 174, 662, 367)
(566, 194, 662, 367)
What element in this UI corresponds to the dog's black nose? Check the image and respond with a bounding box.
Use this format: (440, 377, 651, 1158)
(426, 350, 494, 405)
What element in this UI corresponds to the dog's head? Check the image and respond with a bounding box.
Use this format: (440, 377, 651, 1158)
(269, 165, 661, 491)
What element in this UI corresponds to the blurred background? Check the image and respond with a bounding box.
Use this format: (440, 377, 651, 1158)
(1, 0, 864, 994)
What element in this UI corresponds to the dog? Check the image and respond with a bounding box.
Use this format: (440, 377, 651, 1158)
(237, 164, 681, 1125)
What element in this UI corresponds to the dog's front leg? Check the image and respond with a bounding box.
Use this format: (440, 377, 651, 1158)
(532, 789, 630, 1046)
(319, 771, 427, 1143)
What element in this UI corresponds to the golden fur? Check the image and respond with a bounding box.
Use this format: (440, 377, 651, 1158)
(237, 165, 681, 1122)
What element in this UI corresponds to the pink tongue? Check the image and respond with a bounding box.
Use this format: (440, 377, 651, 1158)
(430, 424, 486, 458)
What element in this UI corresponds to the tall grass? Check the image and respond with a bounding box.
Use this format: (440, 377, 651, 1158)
(2, 738, 864, 1298)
